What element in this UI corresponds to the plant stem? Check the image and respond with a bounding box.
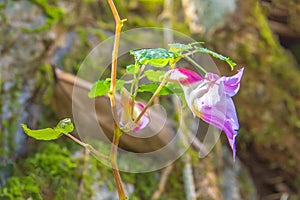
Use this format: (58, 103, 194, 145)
(129, 64, 145, 117)
(122, 74, 170, 132)
(77, 148, 89, 200)
(107, 0, 128, 199)
(110, 125, 127, 200)
(134, 75, 169, 124)
(65, 133, 108, 160)
(107, 0, 126, 123)
(183, 55, 207, 74)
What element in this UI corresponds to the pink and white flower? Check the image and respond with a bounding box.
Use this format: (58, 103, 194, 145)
(119, 89, 150, 132)
(167, 67, 244, 159)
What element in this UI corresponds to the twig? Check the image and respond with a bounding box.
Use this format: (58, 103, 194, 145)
(151, 164, 174, 200)
(107, 0, 126, 124)
(107, 0, 128, 199)
(77, 148, 90, 200)
(122, 73, 170, 132)
(110, 124, 127, 200)
(65, 133, 108, 160)
(183, 55, 207, 73)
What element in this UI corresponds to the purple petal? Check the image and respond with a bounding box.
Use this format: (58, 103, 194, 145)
(196, 98, 239, 160)
(189, 77, 240, 159)
(133, 114, 150, 132)
(132, 101, 150, 132)
(170, 68, 243, 159)
(221, 68, 244, 97)
(205, 72, 220, 82)
(119, 90, 150, 132)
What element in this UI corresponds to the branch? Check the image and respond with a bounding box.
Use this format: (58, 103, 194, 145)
(65, 133, 108, 160)
(77, 148, 90, 200)
(151, 164, 174, 200)
(107, 0, 128, 199)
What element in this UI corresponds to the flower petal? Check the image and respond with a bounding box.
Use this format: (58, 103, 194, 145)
(221, 68, 244, 97)
(132, 101, 150, 132)
(168, 68, 202, 85)
(119, 89, 150, 132)
(195, 97, 238, 160)
(186, 71, 242, 159)
(168, 67, 243, 159)
(133, 113, 150, 132)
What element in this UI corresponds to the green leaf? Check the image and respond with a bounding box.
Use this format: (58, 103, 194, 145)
(116, 79, 126, 90)
(131, 48, 180, 68)
(137, 83, 187, 106)
(194, 47, 237, 70)
(169, 43, 192, 53)
(126, 64, 140, 74)
(88, 80, 110, 98)
(22, 125, 61, 140)
(144, 70, 166, 82)
(137, 83, 173, 96)
(54, 118, 74, 134)
(88, 78, 125, 98)
(21, 118, 74, 140)
(165, 82, 187, 107)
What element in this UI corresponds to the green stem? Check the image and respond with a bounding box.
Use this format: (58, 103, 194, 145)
(65, 133, 108, 160)
(110, 125, 127, 200)
(183, 55, 207, 74)
(122, 74, 170, 132)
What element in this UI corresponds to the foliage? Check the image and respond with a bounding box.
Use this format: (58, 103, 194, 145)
(137, 83, 173, 96)
(88, 79, 125, 98)
(0, 175, 42, 200)
(143, 69, 166, 82)
(193, 47, 236, 70)
(21, 118, 74, 140)
(0, 143, 81, 200)
(131, 48, 180, 68)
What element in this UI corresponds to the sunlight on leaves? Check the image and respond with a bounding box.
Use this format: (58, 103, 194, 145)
(131, 48, 180, 68)
(144, 70, 166, 82)
(88, 78, 126, 98)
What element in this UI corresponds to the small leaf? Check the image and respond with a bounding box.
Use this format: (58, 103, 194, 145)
(138, 83, 173, 96)
(169, 43, 192, 53)
(88, 80, 110, 98)
(126, 64, 140, 74)
(22, 127, 54, 141)
(54, 118, 74, 134)
(88, 78, 126, 98)
(21, 118, 74, 140)
(116, 79, 126, 90)
(194, 47, 236, 70)
(165, 82, 187, 106)
(22, 124, 61, 140)
(144, 70, 166, 82)
(131, 48, 180, 68)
